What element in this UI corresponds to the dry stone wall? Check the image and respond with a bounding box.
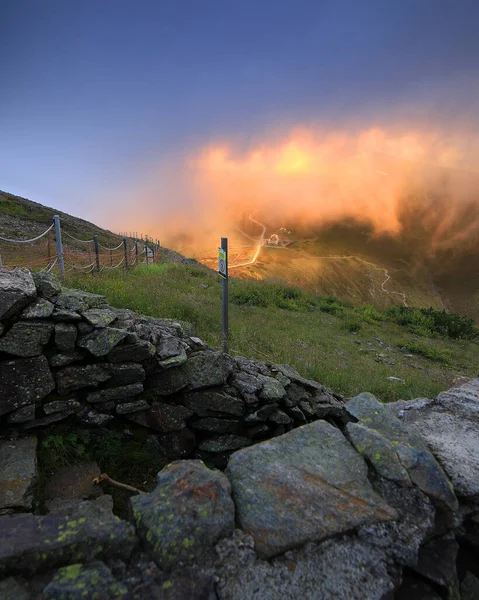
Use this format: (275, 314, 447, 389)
(0, 268, 343, 463)
(1, 269, 479, 598)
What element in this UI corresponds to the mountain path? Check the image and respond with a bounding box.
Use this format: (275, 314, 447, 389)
(234, 217, 408, 306)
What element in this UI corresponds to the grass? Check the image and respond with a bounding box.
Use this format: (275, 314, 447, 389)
(398, 341, 453, 364)
(67, 260, 479, 403)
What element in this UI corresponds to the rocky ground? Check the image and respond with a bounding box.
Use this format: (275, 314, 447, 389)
(0, 268, 478, 598)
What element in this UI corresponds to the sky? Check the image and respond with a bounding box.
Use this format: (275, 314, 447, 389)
(1, 0, 479, 233)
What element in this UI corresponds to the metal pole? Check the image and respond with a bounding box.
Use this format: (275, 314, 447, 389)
(135, 240, 138, 263)
(47, 231, 51, 260)
(110, 249, 113, 266)
(93, 235, 100, 273)
(145, 236, 149, 266)
(123, 238, 128, 269)
(53, 215, 64, 279)
(221, 237, 228, 354)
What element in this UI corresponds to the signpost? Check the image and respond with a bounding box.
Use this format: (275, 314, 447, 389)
(219, 238, 228, 353)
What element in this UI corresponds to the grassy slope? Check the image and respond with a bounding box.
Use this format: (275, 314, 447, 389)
(0, 190, 120, 246)
(67, 260, 478, 403)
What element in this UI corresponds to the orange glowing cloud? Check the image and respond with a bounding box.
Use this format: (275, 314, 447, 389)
(104, 126, 479, 258)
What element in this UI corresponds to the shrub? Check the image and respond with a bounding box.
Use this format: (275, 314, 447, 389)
(39, 432, 89, 470)
(386, 305, 478, 340)
(230, 282, 310, 311)
(400, 341, 452, 363)
(343, 319, 362, 333)
(357, 304, 384, 324)
(316, 296, 348, 316)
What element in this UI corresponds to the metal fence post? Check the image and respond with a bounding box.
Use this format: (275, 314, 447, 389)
(53, 215, 65, 279)
(93, 235, 100, 272)
(221, 237, 228, 354)
(123, 238, 128, 269)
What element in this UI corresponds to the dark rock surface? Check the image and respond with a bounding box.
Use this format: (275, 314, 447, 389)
(77, 327, 129, 357)
(127, 403, 194, 432)
(0, 503, 137, 577)
(43, 561, 128, 599)
(0, 436, 38, 511)
(0, 268, 36, 319)
(131, 460, 234, 570)
(32, 271, 61, 299)
(227, 420, 396, 558)
(182, 389, 245, 417)
(54, 322, 77, 351)
(56, 364, 112, 394)
(390, 378, 479, 501)
(0, 356, 55, 416)
(107, 340, 155, 362)
(0, 321, 54, 357)
(21, 297, 54, 319)
(346, 393, 458, 511)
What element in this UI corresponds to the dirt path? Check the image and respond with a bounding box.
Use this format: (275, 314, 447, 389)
(231, 216, 267, 269)
(233, 219, 409, 306)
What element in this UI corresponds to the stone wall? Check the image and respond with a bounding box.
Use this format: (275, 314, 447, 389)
(1, 268, 479, 599)
(0, 268, 342, 464)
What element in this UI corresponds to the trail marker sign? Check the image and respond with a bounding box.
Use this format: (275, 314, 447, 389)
(218, 247, 227, 279)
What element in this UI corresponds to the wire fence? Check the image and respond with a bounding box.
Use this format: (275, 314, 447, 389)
(0, 215, 160, 279)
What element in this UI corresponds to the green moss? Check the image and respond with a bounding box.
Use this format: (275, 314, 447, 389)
(58, 564, 83, 581)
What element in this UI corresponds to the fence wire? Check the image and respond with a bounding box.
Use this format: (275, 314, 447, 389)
(0, 217, 160, 276)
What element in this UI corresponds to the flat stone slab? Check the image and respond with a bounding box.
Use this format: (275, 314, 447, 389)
(151, 351, 233, 395)
(0, 354, 55, 417)
(0, 436, 38, 511)
(81, 308, 117, 328)
(55, 289, 106, 312)
(131, 460, 235, 570)
(0, 503, 137, 577)
(0, 268, 37, 319)
(182, 390, 245, 417)
(54, 322, 77, 351)
(390, 379, 479, 500)
(346, 393, 458, 512)
(21, 297, 54, 319)
(0, 321, 54, 357)
(227, 420, 397, 558)
(32, 271, 61, 299)
(77, 327, 129, 357)
(56, 364, 112, 394)
(127, 403, 193, 432)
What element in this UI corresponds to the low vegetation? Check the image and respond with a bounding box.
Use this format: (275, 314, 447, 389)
(67, 260, 478, 403)
(38, 426, 169, 517)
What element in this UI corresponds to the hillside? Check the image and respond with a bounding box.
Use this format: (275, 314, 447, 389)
(199, 215, 479, 322)
(0, 190, 120, 246)
(195, 159, 479, 322)
(1, 189, 477, 403)
(67, 262, 479, 403)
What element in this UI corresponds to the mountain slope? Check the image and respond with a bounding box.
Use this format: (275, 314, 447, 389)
(0, 190, 120, 246)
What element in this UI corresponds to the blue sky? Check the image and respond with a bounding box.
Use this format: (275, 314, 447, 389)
(1, 0, 478, 226)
